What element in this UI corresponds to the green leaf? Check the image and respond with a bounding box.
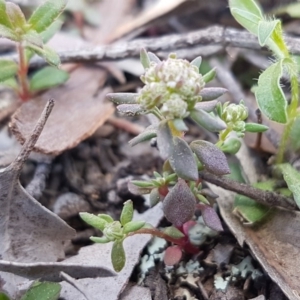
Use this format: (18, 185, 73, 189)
(123, 220, 145, 234)
(290, 115, 300, 151)
(111, 240, 126, 272)
(191, 56, 202, 70)
(156, 120, 174, 159)
(0, 59, 18, 82)
(120, 200, 133, 226)
(149, 188, 160, 207)
(190, 108, 227, 132)
(234, 194, 270, 225)
(220, 138, 241, 154)
(128, 126, 157, 146)
(163, 226, 185, 239)
(79, 212, 107, 231)
(29, 66, 69, 92)
(40, 19, 63, 43)
(202, 67, 216, 83)
(106, 93, 138, 104)
(191, 140, 230, 175)
(171, 119, 188, 131)
(90, 236, 110, 244)
(6, 3, 26, 31)
(21, 281, 61, 300)
(27, 44, 60, 67)
(277, 163, 300, 208)
(254, 60, 287, 123)
(169, 137, 198, 181)
(0, 24, 18, 40)
(0, 77, 18, 90)
(244, 123, 268, 132)
(257, 19, 280, 46)
(0, 293, 10, 300)
(23, 30, 43, 48)
(28, 0, 67, 33)
(229, 0, 263, 35)
(140, 48, 150, 69)
(97, 214, 114, 223)
(0, 0, 13, 29)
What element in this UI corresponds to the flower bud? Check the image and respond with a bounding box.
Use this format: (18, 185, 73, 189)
(103, 221, 124, 241)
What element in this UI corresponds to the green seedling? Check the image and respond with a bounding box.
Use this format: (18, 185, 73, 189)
(229, 0, 300, 214)
(229, 0, 299, 164)
(0, 0, 69, 101)
(81, 48, 266, 271)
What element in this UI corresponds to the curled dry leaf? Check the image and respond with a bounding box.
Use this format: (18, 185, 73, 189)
(10, 68, 114, 155)
(0, 100, 75, 299)
(163, 179, 196, 227)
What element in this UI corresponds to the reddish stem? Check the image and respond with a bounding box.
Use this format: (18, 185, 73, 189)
(17, 42, 31, 101)
(127, 228, 186, 246)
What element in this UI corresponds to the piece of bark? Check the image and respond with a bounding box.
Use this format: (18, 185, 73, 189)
(10, 68, 114, 155)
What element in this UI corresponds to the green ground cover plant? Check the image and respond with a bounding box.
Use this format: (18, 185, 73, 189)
(0, 0, 69, 101)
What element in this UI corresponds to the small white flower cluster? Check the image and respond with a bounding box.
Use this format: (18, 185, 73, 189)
(137, 54, 205, 119)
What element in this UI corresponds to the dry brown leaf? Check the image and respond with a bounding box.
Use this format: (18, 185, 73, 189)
(10, 68, 114, 155)
(108, 0, 204, 42)
(206, 141, 300, 300)
(0, 100, 75, 298)
(59, 203, 164, 300)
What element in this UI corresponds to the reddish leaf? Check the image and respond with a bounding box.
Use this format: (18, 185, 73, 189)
(163, 179, 196, 227)
(164, 245, 182, 266)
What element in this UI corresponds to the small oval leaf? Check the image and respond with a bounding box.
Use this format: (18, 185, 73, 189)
(191, 140, 230, 175)
(163, 226, 185, 239)
(106, 93, 138, 104)
(163, 179, 196, 227)
(111, 240, 126, 272)
(198, 204, 223, 231)
(0, 59, 18, 82)
(128, 126, 157, 147)
(90, 236, 110, 244)
(229, 0, 263, 35)
(156, 120, 174, 159)
(244, 123, 268, 133)
(254, 60, 287, 123)
(169, 137, 198, 181)
(117, 104, 146, 116)
(150, 188, 161, 207)
(20, 281, 61, 300)
(200, 87, 227, 101)
(29, 66, 69, 92)
(120, 200, 133, 226)
(202, 67, 216, 83)
(28, 0, 67, 33)
(164, 245, 182, 266)
(140, 48, 150, 69)
(79, 212, 107, 231)
(190, 109, 227, 132)
(123, 220, 146, 234)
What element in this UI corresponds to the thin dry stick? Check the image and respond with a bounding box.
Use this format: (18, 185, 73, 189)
(10, 99, 54, 174)
(199, 171, 298, 211)
(2, 26, 298, 67)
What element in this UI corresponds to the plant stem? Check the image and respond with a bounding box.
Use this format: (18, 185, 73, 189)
(127, 228, 186, 246)
(17, 42, 30, 101)
(276, 71, 299, 164)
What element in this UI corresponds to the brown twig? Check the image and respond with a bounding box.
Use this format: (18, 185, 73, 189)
(199, 171, 298, 211)
(2, 26, 298, 68)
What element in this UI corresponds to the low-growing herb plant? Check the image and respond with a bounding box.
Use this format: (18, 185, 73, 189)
(80, 48, 267, 272)
(0, 0, 69, 101)
(229, 0, 300, 215)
